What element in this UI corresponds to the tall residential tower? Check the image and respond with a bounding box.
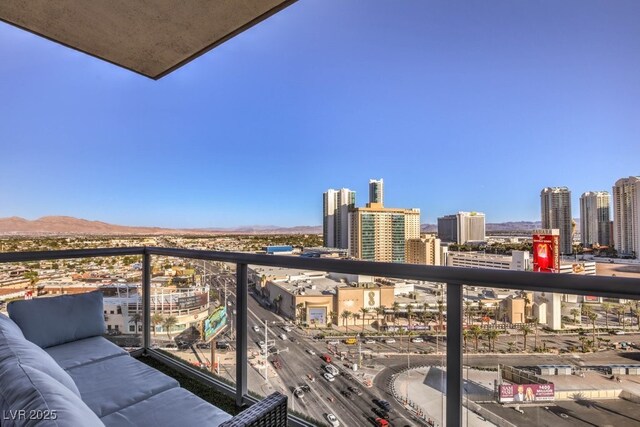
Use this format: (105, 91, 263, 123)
(612, 176, 640, 257)
(540, 187, 573, 255)
(368, 179, 384, 206)
(323, 188, 355, 249)
(579, 191, 611, 247)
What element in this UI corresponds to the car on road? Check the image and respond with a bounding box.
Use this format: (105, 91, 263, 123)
(323, 372, 335, 382)
(294, 388, 304, 398)
(385, 338, 396, 344)
(363, 339, 376, 344)
(340, 390, 353, 400)
(326, 413, 340, 427)
(373, 408, 389, 419)
(283, 326, 292, 332)
(280, 333, 288, 340)
(375, 418, 389, 427)
(374, 399, 392, 412)
(322, 353, 332, 363)
(411, 337, 424, 343)
(325, 364, 340, 376)
(348, 386, 363, 396)
(301, 384, 311, 392)
(252, 325, 260, 332)
(306, 349, 316, 355)
(327, 340, 340, 345)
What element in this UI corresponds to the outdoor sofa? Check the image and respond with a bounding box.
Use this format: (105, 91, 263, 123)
(0, 291, 286, 426)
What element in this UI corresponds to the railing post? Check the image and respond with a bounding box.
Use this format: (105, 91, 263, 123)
(446, 283, 463, 427)
(142, 251, 151, 352)
(236, 263, 248, 407)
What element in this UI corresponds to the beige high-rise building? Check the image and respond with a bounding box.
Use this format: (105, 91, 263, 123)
(612, 176, 640, 257)
(349, 205, 420, 263)
(579, 191, 610, 247)
(406, 235, 441, 265)
(541, 187, 573, 255)
(323, 188, 355, 249)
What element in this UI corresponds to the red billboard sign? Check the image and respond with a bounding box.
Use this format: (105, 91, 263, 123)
(499, 383, 555, 403)
(533, 233, 560, 273)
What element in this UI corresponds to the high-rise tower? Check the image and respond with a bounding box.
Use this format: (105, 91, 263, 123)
(579, 191, 610, 247)
(540, 187, 573, 255)
(323, 188, 355, 249)
(612, 176, 640, 257)
(368, 179, 384, 206)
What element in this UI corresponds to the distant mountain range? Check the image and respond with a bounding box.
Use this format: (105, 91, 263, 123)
(0, 216, 323, 236)
(0, 216, 572, 236)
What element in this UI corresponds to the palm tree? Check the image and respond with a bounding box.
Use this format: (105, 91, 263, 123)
(374, 307, 384, 331)
(129, 312, 142, 334)
(23, 271, 39, 296)
(463, 330, 470, 351)
(392, 302, 400, 327)
(485, 329, 500, 352)
(531, 317, 539, 351)
(379, 305, 388, 325)
(296, 303, 305, 326)
(464, 301, 472, 325)
(162, 316, 178, 340)
(570, 308, 581, 324)
(469, 325, 482, 352)
(437, 300, 445, 333)
(616, 305, 625, 328)
(407, 305, 414, 330)
(588, 312, 598, 349)
(601, 302, 612, 330)
(341, 310, 350, 330)
(151, 313, 164, 336)
(520, 325, 532, 352)
(360, 307, 369, 332)
(507, 341, 516, 353)
(523, 294, 531, 321)
(353, 313, 361, 330)
(328, 311, 337, 327)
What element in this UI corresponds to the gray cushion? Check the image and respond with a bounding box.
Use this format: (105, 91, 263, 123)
(0, 363, 103, 427)
(101, 387, 232, 427)
(8, 291, 106, 348)
(45, 336, 128, 370)
(68, 354, 179, 417)
(0, 314, 81, 397)
(0, 313, 24, 339)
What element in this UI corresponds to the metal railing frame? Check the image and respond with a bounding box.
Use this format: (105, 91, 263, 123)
(2, 247, 639, 427)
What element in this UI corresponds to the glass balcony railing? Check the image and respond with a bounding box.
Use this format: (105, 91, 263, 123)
(1, 247, 639, 427)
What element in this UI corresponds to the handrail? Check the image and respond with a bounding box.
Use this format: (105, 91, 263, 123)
(2, 246, 640, 427)
(2, 246, 638, 299)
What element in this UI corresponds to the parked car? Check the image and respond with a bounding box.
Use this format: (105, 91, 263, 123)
(327, 340, 340, 345)
(411, 337, 424, 343)
(385, 338, 396, 344)
(364, 339, 376, 344)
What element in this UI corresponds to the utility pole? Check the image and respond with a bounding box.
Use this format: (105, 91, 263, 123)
(264, 319, 269, 383)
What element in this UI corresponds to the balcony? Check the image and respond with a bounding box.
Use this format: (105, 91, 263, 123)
(2, 247, 640, 427)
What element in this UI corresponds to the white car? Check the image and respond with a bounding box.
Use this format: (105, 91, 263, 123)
(326, 413, 340, 427)
(364, 339, 376, 344)
(411, 337, 424, 343)
(283, 326, 292, 332)
(385, 338, 396, 344)
(327, 340, 339, 345)
(252, 326, 260, 332)
(323, 372, 335, 382)
(306, 349, 316, 355)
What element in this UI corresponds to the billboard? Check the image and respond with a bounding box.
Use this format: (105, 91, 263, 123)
(202, 306, 228, 343)
(498, 383, 555, 403)
(533, 232, 560, 273)
(308, 307, 326, 325)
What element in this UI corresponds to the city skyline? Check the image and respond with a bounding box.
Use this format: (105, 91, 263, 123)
(2, 1, 640, 228)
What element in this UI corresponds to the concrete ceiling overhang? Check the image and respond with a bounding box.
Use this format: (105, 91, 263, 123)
(0, 0, 297, 79)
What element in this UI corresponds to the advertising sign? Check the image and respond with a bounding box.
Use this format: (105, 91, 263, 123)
(533, 232, 560, 273)
(202, 306, 227, 343)
(308, 307, 326, 325)
(178, 294, 207, 309)
(499, 383, 555, 403)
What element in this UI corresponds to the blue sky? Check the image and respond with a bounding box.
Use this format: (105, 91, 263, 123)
(1, 0, 639, 228)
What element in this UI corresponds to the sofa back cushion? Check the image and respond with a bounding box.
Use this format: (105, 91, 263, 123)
(0, 313, 81, 397)
(0, 363, 103, 427)
(8, 291, 106, 348)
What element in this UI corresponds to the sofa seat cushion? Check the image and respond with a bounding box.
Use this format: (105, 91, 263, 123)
(45, 336, 128, 370)
(8, 291, 105, 348)
(0, 363, 103, 427)
(101, 387, 232, 427)
(67, 354, 179, 417)
(0, 313, 81, 397)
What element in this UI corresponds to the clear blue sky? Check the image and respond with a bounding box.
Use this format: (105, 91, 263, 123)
(1, 1, 639, 228)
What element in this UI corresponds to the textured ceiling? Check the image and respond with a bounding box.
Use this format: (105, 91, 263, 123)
(0, 0, 296, 79)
